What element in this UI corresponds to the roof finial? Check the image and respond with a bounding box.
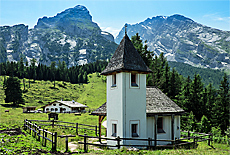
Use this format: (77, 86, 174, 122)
(125, 23, 127, 35)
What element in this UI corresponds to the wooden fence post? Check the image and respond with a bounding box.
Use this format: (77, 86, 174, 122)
(53, 132, 57, 151)
(45, 130, 47, 147)
(52, 119, 54, 127)
(42, 128, 45, 146)
(148, 137, 151, 150)
(24, 119, 26, 130)
(76, 123, 78, 135)
(117, 136, 120, 149)
(208, 132, 211, 146)
(95, 125, 97, 137)
(84, 134, 88, 153)
(29, 122, 31, 134)
(38, 126, 41, 141)
(193, 137, 196, 148)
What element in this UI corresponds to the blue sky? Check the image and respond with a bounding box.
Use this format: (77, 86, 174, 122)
(0, 0, 229, 37)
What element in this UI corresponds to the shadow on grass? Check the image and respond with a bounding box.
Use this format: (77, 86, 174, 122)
(0, 104, 23, 108)
(49, 86, 59, 90)
(58, 84, 67, 89)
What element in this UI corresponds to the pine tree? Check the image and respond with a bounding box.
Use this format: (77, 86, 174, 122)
(18, 57, 25, 91)
(50, 61, 56, 88)
(3, 76, 24, 106)
(190, 73, 204, 121)
(215, 73, 229, 133)
(206, 83, 217, 125)
(178, 76, 192, 111)
(31, 58, 36, 82)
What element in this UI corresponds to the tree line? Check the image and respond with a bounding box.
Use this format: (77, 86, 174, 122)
(131, 33, 229, 135)
(0, 59, 108, 88)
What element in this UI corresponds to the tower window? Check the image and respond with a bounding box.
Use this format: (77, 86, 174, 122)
(112, 74, 117, 87)
(112, 124, 117, 137)
(131, 124, 139, 137)
(131, 73, 138, 87)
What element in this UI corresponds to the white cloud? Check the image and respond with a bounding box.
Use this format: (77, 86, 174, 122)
(100, 26, 120, 38)
(203, 13, 230, 22)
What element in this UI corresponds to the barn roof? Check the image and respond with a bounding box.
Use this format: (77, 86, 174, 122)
(101, 34, 152, 75)
(91, 87, 184, 116)
(42, 100, 88, 108)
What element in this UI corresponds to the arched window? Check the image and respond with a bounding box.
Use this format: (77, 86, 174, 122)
(53, 104, 56, 106)
(59, 104, 62, 106)
(63, 108, 66, 111)
(55, 108, 58, 111)
(51, 108, 54, 111)
(46, 108, 49, 111)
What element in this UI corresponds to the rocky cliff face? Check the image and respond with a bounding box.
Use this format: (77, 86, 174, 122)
(115, 14, 230, 71)
(0, 5, 117, 66)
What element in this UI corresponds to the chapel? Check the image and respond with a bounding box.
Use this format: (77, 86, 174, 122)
(92, 33, 184, 146)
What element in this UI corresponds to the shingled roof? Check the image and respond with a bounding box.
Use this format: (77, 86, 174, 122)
(101, 34, 152, 75)
(90, 102, 106, 116)
(91, 87, 184, 116)
(146, 86, 184, 116)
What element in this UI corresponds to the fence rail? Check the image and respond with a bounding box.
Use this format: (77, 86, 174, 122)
(24, 119, 57, 151)
(78, 131, 213, 153)
(27, 119, 98, 136)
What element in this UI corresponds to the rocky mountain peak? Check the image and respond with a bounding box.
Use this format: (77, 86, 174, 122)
(115, 14, 230, 72)
(34, 5, 99, 36)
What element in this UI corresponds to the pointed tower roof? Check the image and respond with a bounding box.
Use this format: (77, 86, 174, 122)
(101, 34, 152, 75)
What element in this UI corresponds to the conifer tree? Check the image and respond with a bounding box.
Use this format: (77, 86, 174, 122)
(3, 76, 24, 106)
(31, 58, 36, 82)
(190, 74, 204, 121)
(18, 57, 25, 90)
(50, 61, 56, 88)
(215, 73, 229, 133)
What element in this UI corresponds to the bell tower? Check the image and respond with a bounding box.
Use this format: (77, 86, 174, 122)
(101, 33, 152, 146)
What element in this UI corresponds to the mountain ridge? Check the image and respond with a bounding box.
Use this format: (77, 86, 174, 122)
(115, 14, 230, 72)
(0, 5, 117, 67)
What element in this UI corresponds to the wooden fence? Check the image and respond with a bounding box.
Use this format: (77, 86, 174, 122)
(27, 119, 98, 136)
(78, 131, 213, 153)
(24, 119, 57, 151)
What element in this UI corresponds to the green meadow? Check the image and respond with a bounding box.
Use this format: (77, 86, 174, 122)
(0, 73, 229, 154)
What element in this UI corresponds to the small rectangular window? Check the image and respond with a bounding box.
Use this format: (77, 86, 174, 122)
(131, 73, 138, 87)
(131, 124, 139, 137)
(157, 117, 165, 133)
(112, 74, 116, 87)
(112, 124, 117, 137)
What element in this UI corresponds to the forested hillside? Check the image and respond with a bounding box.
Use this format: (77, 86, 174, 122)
(168, 61, 226, 89)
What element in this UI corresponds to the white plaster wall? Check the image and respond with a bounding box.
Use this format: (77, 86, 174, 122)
(107, 73, 123, 146)
(107, 72, 147, 146)
(175, 116, 181, 139)
(44, 102, 71, 113)
(157, 116, 171, 145)
(124, 73, 147, 146)
(147, 116, 181, 145)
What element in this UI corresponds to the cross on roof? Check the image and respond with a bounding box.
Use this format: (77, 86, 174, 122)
(125, 23, 127, 35)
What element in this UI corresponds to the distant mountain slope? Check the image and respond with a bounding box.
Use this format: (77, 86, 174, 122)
(0, 5, 117, 67)
(116, 14, 230, 72)
(168, 61, 226, 89)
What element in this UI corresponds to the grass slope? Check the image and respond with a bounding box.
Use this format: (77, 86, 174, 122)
(0, 73, 106, 109)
